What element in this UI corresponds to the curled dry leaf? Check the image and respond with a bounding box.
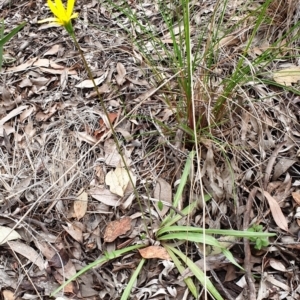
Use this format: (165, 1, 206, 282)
(73, 188, 88, 220)
(75, 72, 107, 88)
(105, 167, 135, 197)
(263, 191, 289, 232)
(269, 258, 286, 272)
(138, 246, 171, 260)
(104, 217, 132, 242)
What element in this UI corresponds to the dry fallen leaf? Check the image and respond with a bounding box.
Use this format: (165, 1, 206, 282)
(62, 223, 83, 243)
(264, 191, 289, 232)
(90, 185, 120, 206)
(153, 177, 172, 217)
(104, 138, 122, 167)
(105, 167, 133, 197)
(104, 217, 132, 242)
(0, 226, 21, 244)
(115, 62, 126, 85)
(272, 158, 296, 181)
(53, 271, 76, 293)
(43, 44, 61, 56)
(75, 72, 107, 88)
(139, 246, 171, 260)
(292, 192, 300, 205)
(0, 105, 28, 126)
(8, 241, 45, 271)
(74, 188, 88, 220)
(2, 290, 15, 300)
(269, 258, 286, 272)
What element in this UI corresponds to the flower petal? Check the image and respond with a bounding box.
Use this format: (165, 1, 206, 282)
(54, 0, 66, 14)
(67, 0, 76, 18)
(38, 17, 58, 24)
(70, 12, 78, 20)
(47, 0, 60, 17)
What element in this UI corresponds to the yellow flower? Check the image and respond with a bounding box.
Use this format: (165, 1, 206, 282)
(39, 0, 78, 34)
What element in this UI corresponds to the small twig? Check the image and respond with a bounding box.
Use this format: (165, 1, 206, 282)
(210, 269, 235, 300)
(243, 187, 257, 300)
(14, 215, 49, 234)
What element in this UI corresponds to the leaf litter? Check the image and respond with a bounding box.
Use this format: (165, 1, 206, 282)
(1, 0, 300, 299)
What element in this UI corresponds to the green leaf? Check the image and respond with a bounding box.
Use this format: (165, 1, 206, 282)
(51, 244, 145, 297)
(157, 200, 163, 211)
(165, 245, 198, 298)
(158, 232, 222, 248)
(161, 201, 198, 228)
(165, 244, 223, 300)
(157, 225, 275, 238)
(0, 21, 26, 71)
(121, 259, 146, 300)
(0, 22, 26, 48)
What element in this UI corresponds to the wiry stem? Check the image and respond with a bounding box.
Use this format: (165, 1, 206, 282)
(70, 32, 147, 231)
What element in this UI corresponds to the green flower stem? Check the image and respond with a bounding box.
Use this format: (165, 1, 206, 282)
(69, 32, 146, 231)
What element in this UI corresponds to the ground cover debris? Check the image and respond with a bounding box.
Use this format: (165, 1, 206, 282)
(1, 0, 300, 299)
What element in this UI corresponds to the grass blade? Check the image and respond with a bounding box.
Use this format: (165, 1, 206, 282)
(121, 258, 146, 300)
(165, 244, 223, 300)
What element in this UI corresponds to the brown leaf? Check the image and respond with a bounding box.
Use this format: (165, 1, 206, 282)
(269, 258, 286, 272)
(139, 246, 171, 260)
(104, 217, 132, 242)
(75, 72, 107, 88)
(48, 248, 69, 268)
(153, 177, 172, 217)
(62, 223, 83, 243)
(115, 62, 126, 85)
(2, 290, 15, 300)
(90, 186, 120, 206)
(105, 167, 132, 197)
(74, 189, 88, 220)
(0, 105, 28, 126)
(272, 158, 296, 181)
(43, 44, 61, 56)
(292, 192, 300, 205)
(264, 191, 289, 231)
(8, 241, 45, 271)
(53, 272, 76, 294)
